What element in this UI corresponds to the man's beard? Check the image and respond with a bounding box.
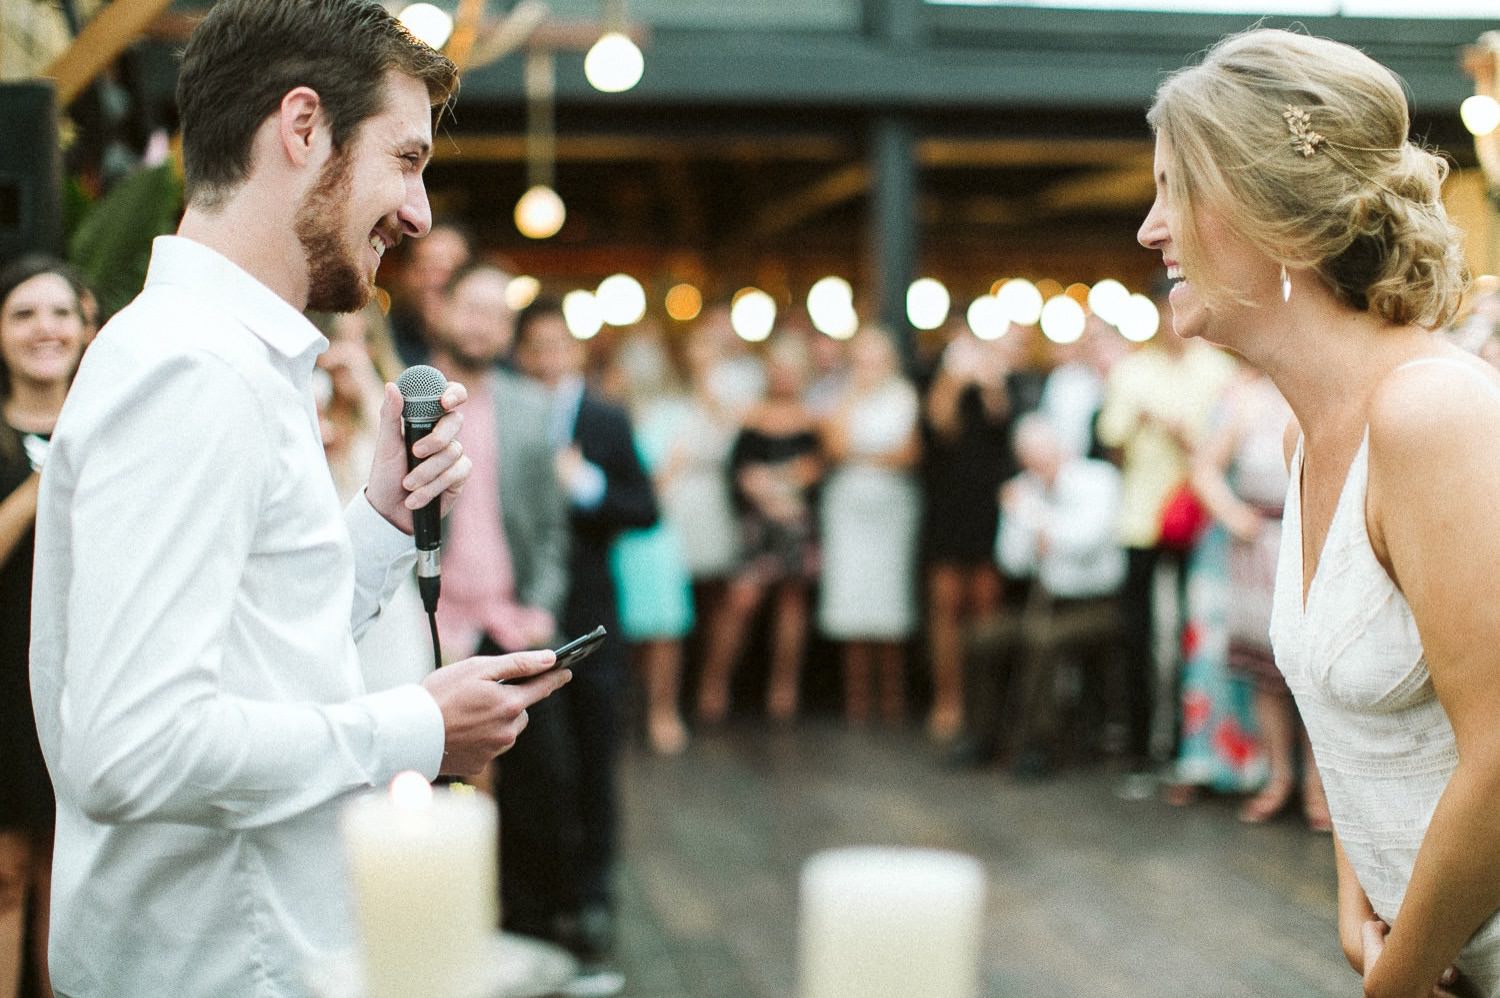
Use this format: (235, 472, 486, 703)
(294, 148, 372, 314)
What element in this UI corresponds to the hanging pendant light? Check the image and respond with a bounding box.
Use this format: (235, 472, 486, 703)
(515, 50, 565, 239)
(584, 0, 643, 93)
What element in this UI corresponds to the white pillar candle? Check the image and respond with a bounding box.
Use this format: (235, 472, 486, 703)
(341, 773, 498, 998)
(799, 847, 987, 998)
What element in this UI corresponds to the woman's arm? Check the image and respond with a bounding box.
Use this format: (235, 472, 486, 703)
(0, 472, 40, 567)
(1334, 830, 1379, 974)
(923, 367, 968, 440)
(1189, 395, 1263, 542)
(876, 426, 921, 471)
(820, 405, 853, 464)
(1360, 363, 1500, 998)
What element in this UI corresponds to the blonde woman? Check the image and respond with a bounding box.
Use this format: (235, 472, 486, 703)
(818, 328, 922, 725)
(1141, 28, 1490, 997)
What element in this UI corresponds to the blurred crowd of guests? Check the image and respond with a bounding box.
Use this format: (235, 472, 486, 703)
(5, 219, 1500, 996)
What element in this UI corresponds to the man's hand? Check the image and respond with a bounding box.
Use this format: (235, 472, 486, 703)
(554, 444, 587, 492)
(366, 381, 471, 533)
(421, 650, 572, 777)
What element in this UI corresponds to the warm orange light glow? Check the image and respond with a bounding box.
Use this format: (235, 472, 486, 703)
(665, 283, 703, 322)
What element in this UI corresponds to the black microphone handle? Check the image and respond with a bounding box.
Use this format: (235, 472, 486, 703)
(403, 416, 442, 612)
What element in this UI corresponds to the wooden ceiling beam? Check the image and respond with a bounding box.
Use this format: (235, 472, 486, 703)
(1038, 156, 1156, 214)
(918, 137, 1152, 169)
(46, 0, 177, 106)
(431, 133, 849, 163)
(734, 162, 870, 245)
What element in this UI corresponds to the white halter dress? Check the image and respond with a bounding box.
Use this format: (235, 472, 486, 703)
(1269, 358, 1500, 995)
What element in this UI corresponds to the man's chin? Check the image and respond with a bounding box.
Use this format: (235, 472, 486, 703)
(306, 268, 373, 314)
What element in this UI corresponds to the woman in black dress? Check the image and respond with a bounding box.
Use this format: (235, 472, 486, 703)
(696, 336, 823, 724)
(919, 328, 1028, 742)
(0, 256, 88, 998)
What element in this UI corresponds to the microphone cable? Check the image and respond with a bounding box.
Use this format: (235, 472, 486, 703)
(427, 605, 442, 671)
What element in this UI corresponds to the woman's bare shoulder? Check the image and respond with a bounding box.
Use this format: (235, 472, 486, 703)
(1368, 354, 1500, 456)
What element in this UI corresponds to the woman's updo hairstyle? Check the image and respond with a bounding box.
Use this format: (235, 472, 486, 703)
(1147, 28, 1467, 329)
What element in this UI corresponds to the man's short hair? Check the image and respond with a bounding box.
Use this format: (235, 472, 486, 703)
(445, 260, 512, 299)
(514, 295, 566, 348)
(177, 0, 458, 207)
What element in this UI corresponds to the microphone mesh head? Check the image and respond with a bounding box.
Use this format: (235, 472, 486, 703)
(396, 365, 447, 421)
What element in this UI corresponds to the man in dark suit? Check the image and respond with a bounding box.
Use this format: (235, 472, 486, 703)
(509, 296, 657, 984)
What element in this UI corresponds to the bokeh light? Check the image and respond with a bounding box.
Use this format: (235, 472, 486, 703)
(1461, 95, 1500, 137)
(506, 275, 541, 312)
(730, 288, 776, 342)
(596, 274, 647, 326)
(1118, 293, 1161, 343)
(1087, 279, 1130, 325)
(906, 278, 950, 331)
(584, 32, 645, 93)
(665, 283, 703, 322)
(562, 289, 604, 340)
(808, 276, 858, 340)
(965, 295, 1008, 341)
(514, 185, 566, 239)
(398, 3, 454, 49)
(995, 278, 1043, 327)
(1040, 295, 1086, 344)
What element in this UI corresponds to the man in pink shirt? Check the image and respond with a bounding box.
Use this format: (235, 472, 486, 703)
(424, 262, 574, 958)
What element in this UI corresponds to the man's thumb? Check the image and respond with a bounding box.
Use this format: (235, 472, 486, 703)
(482, 650, 558, 683)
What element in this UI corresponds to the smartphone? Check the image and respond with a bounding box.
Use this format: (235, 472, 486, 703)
(551, 625, 607, 670)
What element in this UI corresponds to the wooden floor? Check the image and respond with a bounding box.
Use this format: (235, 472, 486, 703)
(608, 721, 1350, 998)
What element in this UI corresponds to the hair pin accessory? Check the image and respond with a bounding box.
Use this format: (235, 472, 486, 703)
(1283, 105, 1324, 158)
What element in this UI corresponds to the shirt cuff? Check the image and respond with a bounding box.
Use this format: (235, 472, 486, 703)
(362, 684, 446, 782)
(567, 459, 607, 511)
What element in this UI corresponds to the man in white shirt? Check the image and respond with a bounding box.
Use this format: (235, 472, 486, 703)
(950, 413, 1125, 776)
(29, 3, 572, 995)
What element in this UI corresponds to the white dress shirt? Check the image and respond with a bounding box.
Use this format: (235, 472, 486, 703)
(997, 458, 1126, 599)
(30, 236, 446, 998)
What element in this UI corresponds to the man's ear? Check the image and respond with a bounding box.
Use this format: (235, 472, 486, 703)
(277, 86, 327, 169)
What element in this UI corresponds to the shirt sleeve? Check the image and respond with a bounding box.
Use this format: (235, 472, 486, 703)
(1046, 462, 1124, 558)
(1094, 366, 1137, 449)
(564, 457, 608, 511)
(54, 350, 444, 831)
(345, 490, 418, 639)
(996, 475, 1041, 578)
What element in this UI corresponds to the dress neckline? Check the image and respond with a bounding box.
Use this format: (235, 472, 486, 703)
(1292, 430, 1370, 615)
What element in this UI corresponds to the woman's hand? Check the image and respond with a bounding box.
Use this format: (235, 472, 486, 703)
(1225, 502, 1265, 543)
(1361, 920, 1465, 998)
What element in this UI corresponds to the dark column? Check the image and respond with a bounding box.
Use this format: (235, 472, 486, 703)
(863, 0, 923, 371)
(868, 113, 918, 372)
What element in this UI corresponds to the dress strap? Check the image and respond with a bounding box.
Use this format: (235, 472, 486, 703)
(1395, 356, 1500, 401)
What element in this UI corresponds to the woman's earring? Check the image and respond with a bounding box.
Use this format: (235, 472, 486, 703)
(1280, 264, 1292, 304)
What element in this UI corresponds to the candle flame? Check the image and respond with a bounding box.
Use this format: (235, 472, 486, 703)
(389, 771, 434, 810)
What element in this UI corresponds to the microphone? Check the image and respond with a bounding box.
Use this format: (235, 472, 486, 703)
(396, 364, 448, 613)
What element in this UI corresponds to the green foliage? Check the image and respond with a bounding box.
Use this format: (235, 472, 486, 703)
(67, 164, 183, 321)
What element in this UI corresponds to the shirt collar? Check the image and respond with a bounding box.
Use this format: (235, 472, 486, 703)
(144, 235, 329, 362)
